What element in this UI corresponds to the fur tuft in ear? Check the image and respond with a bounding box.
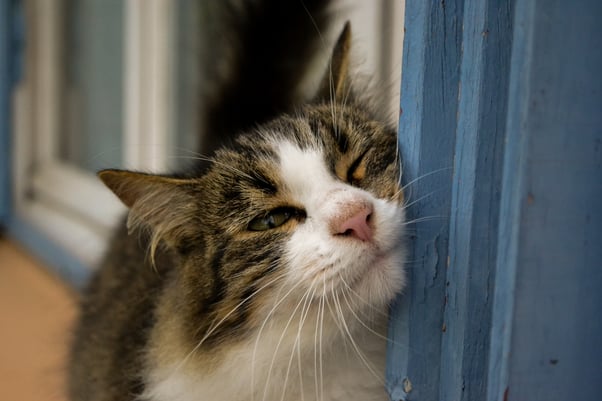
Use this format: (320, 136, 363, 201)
(316, 21, 352, 102)
(99, 170, 199, 258)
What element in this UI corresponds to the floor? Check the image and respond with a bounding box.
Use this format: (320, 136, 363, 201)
(0, 237, 76, 401)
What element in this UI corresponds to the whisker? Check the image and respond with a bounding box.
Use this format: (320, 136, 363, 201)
(327, 281, 353, 356)
(279, 279, 318, 401)
(338, 281, 404, 347)
(251, 277, 305, 401)
(298, 0, 328, 49)
(313, 290, 320, 401)
(298, 0, 340, 136)
(296, 283, 318, 401)
(337, 274, 389, 318)
(401, 187, 447, 210)
(331, 290, 384, 384)
(173, 269, 287, 377)
(395, 167, 451, 207)
(402, 215, 447, 225)
(263, 281, 315, 401)
(324, 281, 348, 342)
(401, 257, 435, 265)
(319, 276, 327, 401)
(401, 166, 452, 193)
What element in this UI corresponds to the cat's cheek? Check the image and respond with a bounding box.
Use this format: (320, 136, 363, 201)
(282, 226, 333, 285)
(354, 248, 407, 306)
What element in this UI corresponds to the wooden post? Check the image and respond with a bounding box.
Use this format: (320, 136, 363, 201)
(387, 0, 601, 400)
(487, 0, 602, 400)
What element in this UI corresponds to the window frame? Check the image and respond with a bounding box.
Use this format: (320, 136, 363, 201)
(0, 0, 13, 226)
(7, 0, 175, 283)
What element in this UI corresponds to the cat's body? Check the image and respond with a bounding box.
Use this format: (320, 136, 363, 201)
(69, 2, 405, 400)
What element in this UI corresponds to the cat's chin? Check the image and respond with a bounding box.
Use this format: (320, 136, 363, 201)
(345, 246, 406, 307)
(281, 223, 406, 310)
(289, 245, 405, 311)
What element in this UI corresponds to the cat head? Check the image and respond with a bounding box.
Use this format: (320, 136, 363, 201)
(99, 24, 405, 342)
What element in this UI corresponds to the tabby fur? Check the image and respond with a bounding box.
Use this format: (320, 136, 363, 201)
(69, 2, 405, 400)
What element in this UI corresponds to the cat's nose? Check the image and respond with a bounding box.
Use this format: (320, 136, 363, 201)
(332, 201, 374, 242)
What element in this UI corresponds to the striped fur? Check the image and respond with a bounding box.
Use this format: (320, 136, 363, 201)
(69, 3, 406, 401)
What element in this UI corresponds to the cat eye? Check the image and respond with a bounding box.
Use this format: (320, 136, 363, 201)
(347, 150, 369, 184)
(248, 207, 305, 231)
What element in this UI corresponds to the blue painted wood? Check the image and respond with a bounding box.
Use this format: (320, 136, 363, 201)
(487, 0, 602, 400)
(0, 0, 13, 226)
(440, 1, 513, 400)
(388, 0, 601, 399)
(0, 0, 23, 227)
(387, 0, 463, 399)
(484, 1, 536, 398)
(7, 215, 90, 288)
(391, 0, 602, 400)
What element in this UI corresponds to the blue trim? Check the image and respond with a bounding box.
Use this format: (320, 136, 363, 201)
(385, 1, 430, 398)
(485, 0, 535, 398)
(388, 0, 601, 399)
(387, 1, 462, 399)
(7, 215, 90, 288)
(440, 1, 513, 400)
(488, 0, 602, 400)
(0, 0, 14, 226)
(1, 0, 23, 227)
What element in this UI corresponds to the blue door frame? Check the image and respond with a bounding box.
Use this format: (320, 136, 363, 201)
(1, 0, 89, 287)
(0, 0, 16, 226)
(387, 0, 602, 400)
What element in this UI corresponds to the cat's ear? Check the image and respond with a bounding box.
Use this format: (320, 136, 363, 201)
(315, 21, 352, 102)
(98, 170, 192, 208)
(99, 170, 198, 253)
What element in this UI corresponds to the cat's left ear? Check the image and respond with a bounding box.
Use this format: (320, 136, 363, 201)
(315, 21, 352, 102)
(99, 169, 198, 251)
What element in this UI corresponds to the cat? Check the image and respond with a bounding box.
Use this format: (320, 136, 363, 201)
(69, 1, 406, 400)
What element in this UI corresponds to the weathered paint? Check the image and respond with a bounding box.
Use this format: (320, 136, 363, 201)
(440, 1, 513, 400)
(388, 0, 600, 400)
(387, 0, 462, 400)
(487, 0, 602, 400)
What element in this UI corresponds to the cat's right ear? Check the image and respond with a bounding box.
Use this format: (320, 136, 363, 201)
(315, 21, 352, 103)
(99, 170, 198, 251)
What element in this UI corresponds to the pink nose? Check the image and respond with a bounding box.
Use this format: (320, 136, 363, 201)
(333, 201, 374, 242)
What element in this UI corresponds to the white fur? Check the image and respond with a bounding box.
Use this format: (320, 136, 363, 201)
(278, 141, 406, 304)
(143, 316, 389, 401)
(142, 141, 405, 401)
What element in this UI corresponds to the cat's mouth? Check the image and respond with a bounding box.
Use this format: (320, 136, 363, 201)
(312, 244, 398, 295)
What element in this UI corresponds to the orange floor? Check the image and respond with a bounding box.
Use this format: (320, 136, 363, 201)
(0, 238, 77, 401)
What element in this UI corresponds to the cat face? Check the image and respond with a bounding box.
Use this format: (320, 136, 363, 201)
(200, 103, 405, 312)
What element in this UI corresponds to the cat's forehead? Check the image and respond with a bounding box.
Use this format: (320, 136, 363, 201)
(206, 105, 397, 195)
(276, 140, 334, 197)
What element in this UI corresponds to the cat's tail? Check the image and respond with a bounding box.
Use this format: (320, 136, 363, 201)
(197, 0, 337, 156)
